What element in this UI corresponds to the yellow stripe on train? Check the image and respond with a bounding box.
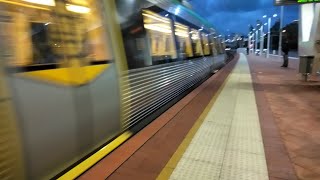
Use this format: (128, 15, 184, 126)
(18, 64, 109, 86)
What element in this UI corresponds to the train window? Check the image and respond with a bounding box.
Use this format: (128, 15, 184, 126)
(0, 0, 112, 69)
(142, 10, 177, 64)
(201, 33, 211, 56)
(174, 22, 193, 59)
(190, 29, 203, 57)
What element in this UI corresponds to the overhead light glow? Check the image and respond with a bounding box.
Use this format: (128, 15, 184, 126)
(282, 30, 286, 33)
(191, 34, 199, 40)
(143, 13, 170, 24)
(301, 4, 313, 42)
(144, 24, 171, 33)
(273, 14, 278, 17)
(23, 0, 55, 6)
(175, 7, 181, 15)
(263, 15, 267, 18)
(264, 23, 267, 26)
(175, 24, 188, 30)
(175, 32, 188, 37)
(150, 23, 171, 30)
(66, 4, 90, 14)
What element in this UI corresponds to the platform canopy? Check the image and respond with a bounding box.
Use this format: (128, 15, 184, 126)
(275, 0, 320, 6)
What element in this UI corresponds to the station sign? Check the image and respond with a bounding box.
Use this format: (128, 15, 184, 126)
(275, 0, 320, 6)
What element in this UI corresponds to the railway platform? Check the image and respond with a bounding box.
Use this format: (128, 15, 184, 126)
(78, 53, 320, 180)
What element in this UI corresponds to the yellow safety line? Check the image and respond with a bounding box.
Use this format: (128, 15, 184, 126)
(57, 131, 132, 180)
(157, 72, 232, 180)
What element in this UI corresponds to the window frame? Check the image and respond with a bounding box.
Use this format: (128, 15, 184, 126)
(174, 16, 205, 59)
(201, 31, 211, 56)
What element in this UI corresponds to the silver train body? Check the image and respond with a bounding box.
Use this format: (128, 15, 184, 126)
(0, 0, 227, 179)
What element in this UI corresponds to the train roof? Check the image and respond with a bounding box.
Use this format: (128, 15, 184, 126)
(147, 0, 217, 34)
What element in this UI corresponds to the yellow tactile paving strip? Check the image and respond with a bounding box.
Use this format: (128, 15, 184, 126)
(159, 53, 269, 180)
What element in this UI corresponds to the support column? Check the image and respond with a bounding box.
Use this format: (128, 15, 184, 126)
(260, 25, 264, 56)
(267, 17, 271, 58)
(278, 6, 284, 55)
(255, 30, 258, 53)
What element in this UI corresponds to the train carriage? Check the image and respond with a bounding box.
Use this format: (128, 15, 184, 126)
(0, 0, 226, 179)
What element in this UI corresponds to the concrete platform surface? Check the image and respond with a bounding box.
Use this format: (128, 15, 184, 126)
(79, 53, 319, 180)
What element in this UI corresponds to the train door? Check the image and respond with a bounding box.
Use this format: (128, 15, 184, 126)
(0, 10, 25, 179)
(0, 0, 121, 179)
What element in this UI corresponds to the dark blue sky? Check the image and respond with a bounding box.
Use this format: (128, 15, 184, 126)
(189, 0, 299, 35)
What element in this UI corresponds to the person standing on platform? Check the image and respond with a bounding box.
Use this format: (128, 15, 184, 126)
(281, 41, 289, 67)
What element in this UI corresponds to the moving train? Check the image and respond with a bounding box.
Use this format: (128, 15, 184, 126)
(0, 0, 228, 179)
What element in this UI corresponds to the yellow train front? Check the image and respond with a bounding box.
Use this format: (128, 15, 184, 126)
(0, 0, 227, 179)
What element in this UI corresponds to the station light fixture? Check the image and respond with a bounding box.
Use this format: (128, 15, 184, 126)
(263, 15, 267, 18)
(282, 29, 286, 33)
(273, 14, 278, 17)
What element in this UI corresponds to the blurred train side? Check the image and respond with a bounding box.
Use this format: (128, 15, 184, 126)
(0, 0, 227, 179)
